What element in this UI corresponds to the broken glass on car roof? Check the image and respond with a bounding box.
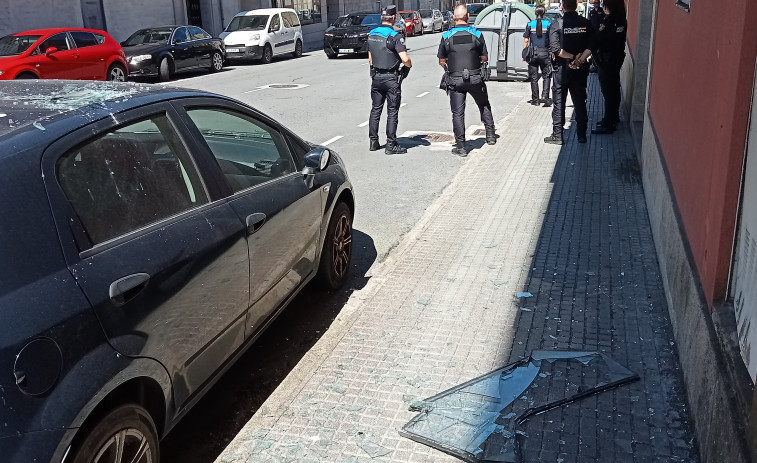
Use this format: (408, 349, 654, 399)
(399, 350, 639, 463)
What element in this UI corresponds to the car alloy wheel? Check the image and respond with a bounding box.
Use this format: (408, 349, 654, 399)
(293, 40, 303, 58)
(210, 51, 223, 71)
(107, 64, 126, 82)
(71, 405, 159, 463)
(318, 202, 352, 290)
(262, 44, 273, 64)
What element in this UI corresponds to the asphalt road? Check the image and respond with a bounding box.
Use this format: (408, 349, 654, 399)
(159, 31, 529, 462)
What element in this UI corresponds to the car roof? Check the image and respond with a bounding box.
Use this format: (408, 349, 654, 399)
(0, 81, 215, 151)
(10, 27, 108, 36)
(234, 8, 296, 15)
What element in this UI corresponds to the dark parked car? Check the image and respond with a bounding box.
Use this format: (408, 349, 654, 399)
(122, 25, 225, 81)
(324, 12, 405, 59)
(0, 80, 354, 463)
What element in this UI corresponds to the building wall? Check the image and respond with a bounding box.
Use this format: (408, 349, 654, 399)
(625, 0, 638, 52)
(103, 0, 177, 42)
(647, 0, 757, 307)
(0, 0, 83, 36)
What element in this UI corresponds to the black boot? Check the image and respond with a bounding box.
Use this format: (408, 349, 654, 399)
(543, 134, 563, 145)
(384, 143, 407, 155)
(369, 139, 380, 151)
(485, 127, 497, 145)
(542, 98, 553, 107)
(451, 141, 468, 156)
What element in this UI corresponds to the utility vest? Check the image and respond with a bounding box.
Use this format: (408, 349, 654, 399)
(442, 26, 482, 73)
(368, 26, 401, 71)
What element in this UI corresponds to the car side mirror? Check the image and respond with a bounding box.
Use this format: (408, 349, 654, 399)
(302, 147, 331, 188)
(45, 47, 58, 56)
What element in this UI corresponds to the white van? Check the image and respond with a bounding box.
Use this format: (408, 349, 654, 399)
(220, 8, 304, 63)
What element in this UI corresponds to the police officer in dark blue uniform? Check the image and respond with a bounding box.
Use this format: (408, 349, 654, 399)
(368, 5, 412, 155)
(587, 0, 604, 73)
(438, 4, 496, 157)
(523, 6, 552, 107)
(591, 0, 626, 134)
(545, 0, 594, 145)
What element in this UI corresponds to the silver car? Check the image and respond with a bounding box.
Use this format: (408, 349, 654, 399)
(420, 9, 443, 32)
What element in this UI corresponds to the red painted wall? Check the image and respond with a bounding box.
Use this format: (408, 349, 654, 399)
(648, 0, 757, 307)
(625, 0, 638, 54)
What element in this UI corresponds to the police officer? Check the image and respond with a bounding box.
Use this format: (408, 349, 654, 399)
(587, 0, 604, 73)
(545, 0, 594, 145)
(591, 0, 626, 134)
(523, 6, 552, 107)
(438, 4, 496, 157)
(368, 5, 412, 155)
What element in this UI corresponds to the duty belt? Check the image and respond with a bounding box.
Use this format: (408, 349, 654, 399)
(375, 68, 399, 74)
(448, 68, 482, 78)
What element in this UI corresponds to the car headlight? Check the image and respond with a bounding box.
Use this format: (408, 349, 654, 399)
(324, 33, 334, 37)
(130, 54, 152, 63)
(249, 34, 260, 41)
(358, 32, 369, 37)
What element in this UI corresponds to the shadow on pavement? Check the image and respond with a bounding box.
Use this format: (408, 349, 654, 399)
(161, 229, 377, 463)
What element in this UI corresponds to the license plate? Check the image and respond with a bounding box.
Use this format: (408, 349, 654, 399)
(226, 48, 241, 53)
(338, 48, 354, 53)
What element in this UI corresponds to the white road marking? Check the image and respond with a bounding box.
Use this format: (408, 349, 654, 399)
(416, 92, 430, 98)
(321, 135, 344, 146)
(243, 88, 265, 94)
(357, 121, 369, 127)
(400, 103, 407, 107)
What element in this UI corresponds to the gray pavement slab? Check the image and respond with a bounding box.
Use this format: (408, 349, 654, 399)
(214, 76, 699, 463)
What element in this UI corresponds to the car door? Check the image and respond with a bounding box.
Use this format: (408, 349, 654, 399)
(434, 10, 443, 30)
(187, 26, 212, 67)
(35, 32, 81, 79)
(170, 27, 195, 70)
(176, 101, 323, 338)
(43, 104, 251, 409)
(267, 13, 286, 55)
(69, 31, 104, 79)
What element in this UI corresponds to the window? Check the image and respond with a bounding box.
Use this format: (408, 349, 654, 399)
(57, 115, 208, 246)
(278, 2, 319, 25)
(93, 33, 105, 44)
(285, 11, 301, 26)
(0, 35, 41, 56)
(186, 108, 295, 193)
(70, 31, 99, 48)
(38, 33, 71, 53)
(282, 12, 293, 28)
(188, 26, 210, 40)
(676, 0, 690, 11)
(173, 27, 188, 43)
(269, 14, 281, 31)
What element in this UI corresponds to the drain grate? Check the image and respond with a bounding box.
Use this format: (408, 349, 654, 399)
(472, 129, 486, 136)
(423, 132, 455, 142)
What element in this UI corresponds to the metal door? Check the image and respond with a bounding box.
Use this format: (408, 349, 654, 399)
(80, 0, 106, 30)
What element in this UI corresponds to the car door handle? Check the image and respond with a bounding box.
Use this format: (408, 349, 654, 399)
(245, 213, 267, 235)
(109, 273, 150, 306)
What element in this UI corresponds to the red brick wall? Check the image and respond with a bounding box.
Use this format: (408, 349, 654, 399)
(648, 0, 757, 307)
(625, 0, 638, 54)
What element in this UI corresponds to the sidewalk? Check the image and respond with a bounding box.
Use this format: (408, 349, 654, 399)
(215, 77, 699, 463)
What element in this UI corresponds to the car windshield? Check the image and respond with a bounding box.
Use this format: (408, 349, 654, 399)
(419, 9, 432, 18)
(333, 14, 380, 27)
(467, 4, 487, 15)
(225, 15, 269, 31)
(123, 28, 173, 46)
(399, 12, 414, 19)
(0, 35, 42, 56)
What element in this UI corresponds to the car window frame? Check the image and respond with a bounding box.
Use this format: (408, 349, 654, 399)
(188, 26, 208, 41)
(70, 31, 99, 48)
(172, 27, 189, 44)
(41, 102, 224, 262)
(168, 97, 301, 198)
(37, 31, 73, 54)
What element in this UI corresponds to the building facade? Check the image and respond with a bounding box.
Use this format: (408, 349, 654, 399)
(621, 0, 757, 461)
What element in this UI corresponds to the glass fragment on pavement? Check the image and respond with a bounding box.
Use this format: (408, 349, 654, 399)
(399, 350, 639, 462)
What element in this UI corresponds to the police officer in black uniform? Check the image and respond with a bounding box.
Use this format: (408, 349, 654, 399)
(587, 0, 604, 73)
(368, 5, 412, 155)
(438, 3, 496, 157)
(545, 0, 594, 145)
(591, 0, 626, 134)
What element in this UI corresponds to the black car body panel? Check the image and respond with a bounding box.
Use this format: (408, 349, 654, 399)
(122, 26, 225, 79)
(0, 80, 353, 463)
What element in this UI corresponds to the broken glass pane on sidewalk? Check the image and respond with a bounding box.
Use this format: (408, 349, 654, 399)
(399, 350, 639, 463)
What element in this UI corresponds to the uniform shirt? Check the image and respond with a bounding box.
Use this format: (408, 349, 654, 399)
(437, 25, 488, 72)
(595, 14, 626, 55)
(556, 10, 594, 56)
(589, 6, 605, 30)
(547, 17, 562, 54)
(524, 19, 552, 48)
(368, 25, 406, 70)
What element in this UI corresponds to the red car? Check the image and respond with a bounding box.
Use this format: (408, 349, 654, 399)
(398, 10, 423, 36)
(0, 28, 128, 81)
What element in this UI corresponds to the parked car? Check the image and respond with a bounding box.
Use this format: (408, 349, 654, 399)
(122, 25, 225, 81)
(220, 8, 304, 63)
(398, 10, 423, 36)
(544, 8, 563, 23)
(466, 3, 490, 24)
(0, 28, 127, 81)
(420, 9, 444, 32)
(0, 80, 354, 463)
(442, 10, 454, 29)
(324, 12, 405, 59)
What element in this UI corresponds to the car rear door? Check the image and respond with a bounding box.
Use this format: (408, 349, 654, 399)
(267, 13, 286, 55)
(69, 31, 104, 79)
(170, 27, 195, 70)
(42, 103, 251, 409)
(187, 26, 212, 67)
(174, 99, 323, 338)
(35, 32, 81, 79)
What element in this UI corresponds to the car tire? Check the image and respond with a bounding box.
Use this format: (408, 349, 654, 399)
(106, 63, 126, 82)
(317, 202, 352, 290)
(15, 72, 38, 79)
(70, 405, 159, 463)
(326, 52, 338, 59)
(209, 50, 223, 72)
(261, 44, 273, 64)
(292, 40, 303, 58)
(158, 57, 171, 82)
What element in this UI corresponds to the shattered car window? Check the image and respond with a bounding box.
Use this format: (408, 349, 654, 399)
(400, 350, 639, 463)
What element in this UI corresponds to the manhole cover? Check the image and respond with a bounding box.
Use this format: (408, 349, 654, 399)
(259, 83, 310, 90)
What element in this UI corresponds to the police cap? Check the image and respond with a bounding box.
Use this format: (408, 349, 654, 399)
(381, 5, 397, 15)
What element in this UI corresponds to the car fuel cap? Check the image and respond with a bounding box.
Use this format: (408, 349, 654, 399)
(14, 337, 62, 396)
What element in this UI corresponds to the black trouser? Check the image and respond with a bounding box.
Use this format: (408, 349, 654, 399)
(448, 75, 494, 143)
(597, 52, 625, 126)
(551, 59, 589, 139)
(369, 73, 401, 145)
(527, 47, 552, 101)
